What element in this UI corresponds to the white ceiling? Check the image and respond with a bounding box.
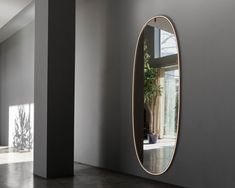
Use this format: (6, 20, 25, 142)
(0, 0, 34, 43)
(148, 17, 174, 34)
(0, 0, 32, 29)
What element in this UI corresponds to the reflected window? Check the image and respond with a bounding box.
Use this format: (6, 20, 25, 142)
(154, 28, 177, 58)
(163, 69, 179, 139)
(160, 30, 177, 57)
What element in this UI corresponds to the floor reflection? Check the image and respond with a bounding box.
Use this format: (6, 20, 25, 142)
(0, 146, 33, 165)
(143, 139, 175, 174)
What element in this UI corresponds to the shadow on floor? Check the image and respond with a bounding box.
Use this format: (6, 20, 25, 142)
(0, 162, 183, 188)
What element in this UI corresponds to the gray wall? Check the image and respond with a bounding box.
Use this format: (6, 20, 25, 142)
(0, 22, 34, 145)
(74, 0, 235, 187)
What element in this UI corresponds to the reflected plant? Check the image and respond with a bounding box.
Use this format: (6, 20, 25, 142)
(144, 40, 162, 134)
(13, 105, 32, 151)
(144, 42, 162, 105)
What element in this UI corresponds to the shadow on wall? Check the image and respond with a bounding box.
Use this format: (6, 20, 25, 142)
(98, 0, 122, 169)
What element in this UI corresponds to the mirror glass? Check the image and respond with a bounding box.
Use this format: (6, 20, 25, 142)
(132, 16, 180, 175)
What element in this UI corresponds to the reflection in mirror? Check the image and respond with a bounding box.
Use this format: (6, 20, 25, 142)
(132, 16, 180, 175)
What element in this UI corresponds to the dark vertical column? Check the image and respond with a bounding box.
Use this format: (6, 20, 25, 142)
(134, 33, 144, 163)
(144, 26, 155, 61)
(34, 0, 75, 178)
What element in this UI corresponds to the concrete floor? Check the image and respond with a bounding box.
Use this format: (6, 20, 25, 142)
(0, 162, 182, 188)
(143, 138, 175, 174)
(0, 147, 33, 165)
(143, 146, 174, 174)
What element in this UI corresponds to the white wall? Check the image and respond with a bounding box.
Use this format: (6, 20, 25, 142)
(0, 22, 34, 145)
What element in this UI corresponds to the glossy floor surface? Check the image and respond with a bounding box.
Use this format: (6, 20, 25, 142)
(143, 138, 175, 174)
(143, 146, 174, 173)
(0, 162, 182, 188)
(0, 147, 33, 165)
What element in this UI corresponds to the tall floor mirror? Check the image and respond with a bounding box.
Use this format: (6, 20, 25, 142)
(132, 16, 181, 175)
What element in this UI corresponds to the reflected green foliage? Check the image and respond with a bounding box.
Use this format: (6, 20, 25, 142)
(144, 40, 162, 105)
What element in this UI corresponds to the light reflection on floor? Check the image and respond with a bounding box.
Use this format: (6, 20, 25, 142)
(0, 146, 33, 165)
(143, 138, 175, 174)
(144, 138, 176, 150)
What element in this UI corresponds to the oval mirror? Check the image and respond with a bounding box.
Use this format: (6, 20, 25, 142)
(132, 16, 180, 175)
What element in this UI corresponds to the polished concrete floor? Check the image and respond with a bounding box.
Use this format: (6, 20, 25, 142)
(143, 146, 174, 173)
(0, 147, 33, 165)
(0, 162, 182, 188)
(143, 138, 175, 174)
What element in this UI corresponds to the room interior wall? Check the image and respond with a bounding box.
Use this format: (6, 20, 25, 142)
(0, 21, 34, 145)
(74, 0, 235, 187)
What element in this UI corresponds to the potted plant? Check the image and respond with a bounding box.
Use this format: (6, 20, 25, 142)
(144, 40, 162, 144)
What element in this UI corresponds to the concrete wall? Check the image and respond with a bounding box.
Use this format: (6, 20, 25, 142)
(0, 1, 234, 187)
(0, 22, 34, 145)
(74, 0, 235, 187)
